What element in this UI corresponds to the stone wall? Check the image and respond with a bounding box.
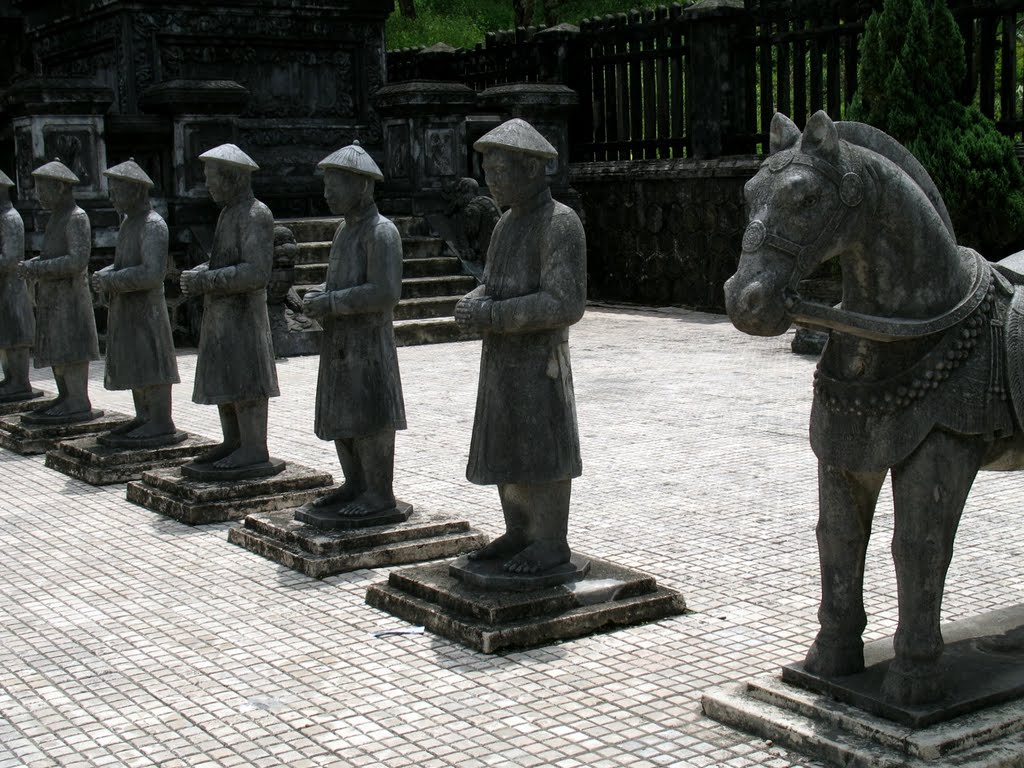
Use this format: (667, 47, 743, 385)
(570, 157, 760, 311)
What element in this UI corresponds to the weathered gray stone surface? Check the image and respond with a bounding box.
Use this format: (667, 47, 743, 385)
(0, 410, 130, 455)
(723, 110, 1024, 708)
(0, 174, 37, 404)
(365, 556, 687, 654)
(266, 225, 322, 357)
(229, 507, 486, 579)
(0, 391, 50, 414)
(45, 433, 214, 486)
(126, 462, 332, 525)
(703, 606, 1024, 767)
(454, 118, 586, 581)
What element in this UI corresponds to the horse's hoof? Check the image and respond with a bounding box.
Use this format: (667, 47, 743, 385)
(882, 660, 944, 706)
(803, 634, 864, 677)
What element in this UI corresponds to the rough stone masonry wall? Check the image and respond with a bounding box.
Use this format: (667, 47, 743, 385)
(570, 156, 761, 312)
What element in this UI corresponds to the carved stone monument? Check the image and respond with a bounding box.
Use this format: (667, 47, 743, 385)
(230, 142, 485, 575)
(0, 159, 131, 454)
(705, 111, 1024, 766)
(45, 159, 212, 484)
(126, 144, 330, 523)
(0, 169, 46, 411)
(266, 225, 322, 357)
(366, 120, 685, 650)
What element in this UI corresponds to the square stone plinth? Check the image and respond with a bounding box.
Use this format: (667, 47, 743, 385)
(702, 604, 1024, 767)
(228, 507, 488, 578)
(0, 410, 132, 455)
(365, 556, 687, 653)
(0, 390, 51, 416)
(45, 434, 217, 486)
(126, 463, 334, 525)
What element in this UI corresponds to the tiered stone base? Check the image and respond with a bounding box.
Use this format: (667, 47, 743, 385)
(702, 604, 1024, 767)
(0, 389, 49, 414)
(0, 410, 131, 455)
(228, 505, 488, 578)
(126, 462, 334, 525)
(365, 555, 687, 653)
(45, 433, 215, 485)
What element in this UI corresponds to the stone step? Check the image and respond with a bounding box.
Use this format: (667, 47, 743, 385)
(277, 215, 428, 243)
(404, 257, 464, 278)
(394, 295, 460, 321)
(293, 234, 446, 265)
(402, 275, 476, 299)
(394, 318, 481, 346)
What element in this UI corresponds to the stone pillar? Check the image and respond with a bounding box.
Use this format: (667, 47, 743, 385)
(683, 0, 752, 160)
(139, 80, 250, 208)
(476, 83, 579, 205)
(373, 80, 476, 216)
(5, 77, 114, 207)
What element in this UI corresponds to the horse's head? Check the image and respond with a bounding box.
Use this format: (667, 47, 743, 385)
(725, 111, 866, 336)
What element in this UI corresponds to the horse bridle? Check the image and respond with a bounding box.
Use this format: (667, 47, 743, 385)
(742, 147, 991, 343)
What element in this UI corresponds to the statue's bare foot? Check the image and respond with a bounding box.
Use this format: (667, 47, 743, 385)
(468, 529, 530, 561)
(882, 658, 943, 706)
(125, 420, 176, 439)
(803, 633, 864, 678)
(212, 446, 269, 469)
(195, 442, 239, 464)
(109, 416, 146, 435)
(503, 540, 571, 574)
(338, 492, 395, 518)
(307, 484, 358, 511)
(43, 399, 91, 417)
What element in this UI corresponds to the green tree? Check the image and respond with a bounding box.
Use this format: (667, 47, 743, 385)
(851, 0, 1024, 257)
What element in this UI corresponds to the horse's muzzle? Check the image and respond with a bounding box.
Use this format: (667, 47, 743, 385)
(724, 272, 793, 337)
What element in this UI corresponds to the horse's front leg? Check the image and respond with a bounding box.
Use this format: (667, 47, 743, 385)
(804, 462, 886, 677)
(884, 429, 986, 705)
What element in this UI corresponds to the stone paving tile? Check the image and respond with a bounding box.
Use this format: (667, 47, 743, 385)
(1, 304, 1022, 767)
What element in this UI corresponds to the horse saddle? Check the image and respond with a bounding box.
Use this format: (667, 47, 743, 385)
(994, 253, 1024, 437)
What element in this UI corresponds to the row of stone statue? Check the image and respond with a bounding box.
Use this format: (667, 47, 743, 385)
(0, 118, 587, 578)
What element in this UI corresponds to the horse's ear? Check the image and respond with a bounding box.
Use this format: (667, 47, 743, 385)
(802, 110, 840, 165)
(769, 113, 800, 154)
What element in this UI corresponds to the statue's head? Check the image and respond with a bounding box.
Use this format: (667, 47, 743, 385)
(0, 169, 13, 205)
(474, 118, 555, 209)
(31, 159, 78, 210)
(316, 140, 382, 216)
(198, 144, 258, 207)
(103, 158, 153, 216)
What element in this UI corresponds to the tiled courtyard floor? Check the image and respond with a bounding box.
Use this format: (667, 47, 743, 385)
(2, 304, 1023, 768)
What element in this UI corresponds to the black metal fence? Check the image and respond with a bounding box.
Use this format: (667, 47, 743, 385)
(386, 0, 1024, 160)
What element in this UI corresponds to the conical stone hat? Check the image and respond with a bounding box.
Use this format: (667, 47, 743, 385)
(198, 143, 259, 171)
(317, 140, 384, 181)
(0, 169, 14, 188)
(474, 118, 557, 159)
(32, 159, 80, 184)
(103, 158, 154, 188)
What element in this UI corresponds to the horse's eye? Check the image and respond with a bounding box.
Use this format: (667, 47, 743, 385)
(802, 196, 818, 209)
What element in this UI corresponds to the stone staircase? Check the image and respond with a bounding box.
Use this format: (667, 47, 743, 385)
(276, 215, 480, 347)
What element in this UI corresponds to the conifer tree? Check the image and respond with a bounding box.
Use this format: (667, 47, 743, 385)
(850, 0, 1024, 256)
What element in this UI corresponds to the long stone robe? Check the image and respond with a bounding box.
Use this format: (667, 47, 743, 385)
(0, 203, 33, 349)
(192, 193, 280, 405)
(103, 207, 180, 391)
(312, 202, 406, 439)
(466, 188, 586, 485)
(32, 204, 100, 368)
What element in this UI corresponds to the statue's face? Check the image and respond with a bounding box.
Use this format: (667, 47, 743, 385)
(35, 178, 69, 210)
(108, 178, 145, 215)
(482, 149, 542, 208)
(204, 163, 244, 206)
(323, 170, 368, 216)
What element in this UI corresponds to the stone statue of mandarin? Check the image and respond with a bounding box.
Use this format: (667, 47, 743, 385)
(300, 141, 407, 522)
(179, 144, 280, 474)
(91, 159, 180, 445)
(18, 159, 100, 422)
(0, 170, 35, 402)
(454, 119, 587, 576)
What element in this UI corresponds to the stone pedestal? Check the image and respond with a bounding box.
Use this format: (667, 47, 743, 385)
(126, 463, 333, 525)
(228, 506, 488, 579)
(702, 604, 1024, 767)
(45, 433, 215, 486)
(0, 410, 131, 455)
(0, 390, 50, 416)
(365, 555, 687, 653)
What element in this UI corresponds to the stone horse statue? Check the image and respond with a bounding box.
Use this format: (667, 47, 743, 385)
(725, 110, 1024, 706)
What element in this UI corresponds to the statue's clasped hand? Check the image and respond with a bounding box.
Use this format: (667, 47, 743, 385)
(15, 258, 37, 280)
(454, 296, 493, 331)
(179, 264, 209, 298)
(302, 292, 331, 320)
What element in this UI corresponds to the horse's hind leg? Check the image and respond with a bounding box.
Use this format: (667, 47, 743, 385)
(884, 429, 985, 705)
(804, 462, 885, 677)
